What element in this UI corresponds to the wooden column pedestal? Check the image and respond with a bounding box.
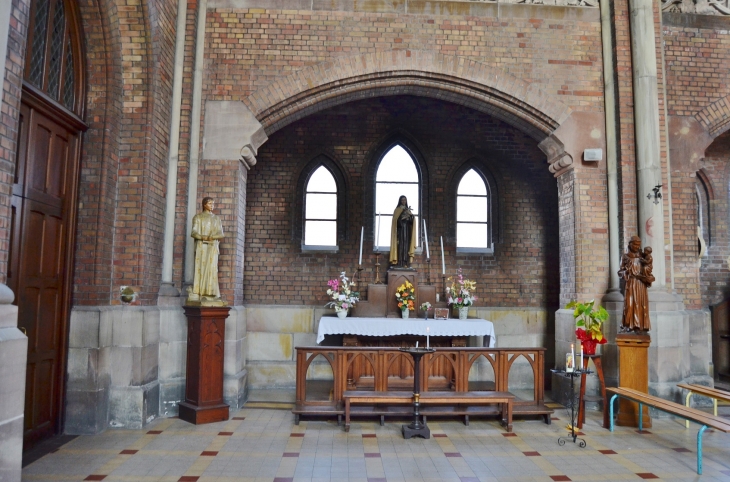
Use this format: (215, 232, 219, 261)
(179, 305, 231, 425)
(616, 333, 651, 428)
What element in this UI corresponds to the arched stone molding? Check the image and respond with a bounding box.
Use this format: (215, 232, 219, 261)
(695, 95, 730, 139)
(243, 50, 573, 144)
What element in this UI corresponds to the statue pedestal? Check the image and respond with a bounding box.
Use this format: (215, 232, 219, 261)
(179, 305, 230, 424)
(616, 333, 651, 428)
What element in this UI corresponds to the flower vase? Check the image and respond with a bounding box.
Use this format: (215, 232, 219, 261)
(424, 311, 428, 321)
(401, 309, 409, 319)
(336, 308, 348, 319)
(458, 307, 469, 320)
(581, 339, 597, 355)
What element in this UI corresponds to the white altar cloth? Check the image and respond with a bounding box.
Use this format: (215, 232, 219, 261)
(316, 317, 496, 347)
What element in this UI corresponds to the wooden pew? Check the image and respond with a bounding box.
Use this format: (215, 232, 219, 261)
(343, 390, 514, 433)
(677, 383, 730, 428)
(607, 387, 730, 475)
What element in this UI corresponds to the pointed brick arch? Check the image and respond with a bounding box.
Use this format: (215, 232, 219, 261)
(695, 95, 730, 138)
(243, 50, 573, 142)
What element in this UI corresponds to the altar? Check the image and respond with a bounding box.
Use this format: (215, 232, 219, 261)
(317, 316, 496, 347)
(317, 316, 496, 390)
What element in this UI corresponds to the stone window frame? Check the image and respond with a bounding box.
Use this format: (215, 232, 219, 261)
(367, 135, 429, 254)
(449, 159, 500, 255)
(295, 154, 348, 252)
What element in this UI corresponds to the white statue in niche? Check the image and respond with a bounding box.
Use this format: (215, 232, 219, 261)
(187, 196, 227, 306)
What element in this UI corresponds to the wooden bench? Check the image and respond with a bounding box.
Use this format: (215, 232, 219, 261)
(607, 387, 730, 475)
(677, 383, 730, 428)
(343, 390, 514, 433)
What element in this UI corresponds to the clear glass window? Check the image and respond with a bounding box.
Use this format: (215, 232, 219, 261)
(375, 145, 419, 248)
(457, 169, 489, 249)
(304, 166, 337, 246)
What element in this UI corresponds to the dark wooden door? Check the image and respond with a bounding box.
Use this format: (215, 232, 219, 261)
(9, 94, 81, 449)
(711, 298, 730, 383)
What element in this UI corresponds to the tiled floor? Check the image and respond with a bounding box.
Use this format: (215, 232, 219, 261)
(22, 406, 730, 481)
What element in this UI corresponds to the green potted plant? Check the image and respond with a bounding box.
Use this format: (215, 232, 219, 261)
(566, 299, 608, 355)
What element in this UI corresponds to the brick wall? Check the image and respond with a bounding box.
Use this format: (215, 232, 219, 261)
(203, 7, 604, 110)
(244, 96, 560, 308)
(73, 0, 178, 305)
(663, 16, 730, 309)
(74, 0, 122, 305)
(663, 19, 730, 136)
(200, 4, 605, 308)
(699, 134, 730, 306)
(0, 0, 29, 285)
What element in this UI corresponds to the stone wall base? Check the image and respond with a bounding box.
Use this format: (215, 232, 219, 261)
(65, 304, 247, 433)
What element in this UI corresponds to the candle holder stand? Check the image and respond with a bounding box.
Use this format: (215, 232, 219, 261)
(399, 347, 435, 439)
(354, 265, 363, 287)
(426, 258, 432, 285)
(551, 368, 591, 448)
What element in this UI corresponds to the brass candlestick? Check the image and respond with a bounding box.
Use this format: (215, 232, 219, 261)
(426, 257, 432, 285)
(374, 251, 382, 284)
(354, 265, 363, 287)
(442, 275, 447, 299)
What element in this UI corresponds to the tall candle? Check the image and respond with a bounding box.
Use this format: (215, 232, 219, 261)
(426, 327, 430, 349)
(375, 214, 381, 251)
(440, 236, 445, 274)
(580, 344, 584, 370)
(423, 219, 430, 259)
(570, 343, 575, 372)
(358, 226, 364, 265)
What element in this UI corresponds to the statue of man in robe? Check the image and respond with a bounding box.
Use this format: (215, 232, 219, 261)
(618, 236, 654, 332)
(389, 195, 416, 268)
(188, 197, 225, 304)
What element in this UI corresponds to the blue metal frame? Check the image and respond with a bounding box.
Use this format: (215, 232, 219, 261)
(607, 392, 710, 475)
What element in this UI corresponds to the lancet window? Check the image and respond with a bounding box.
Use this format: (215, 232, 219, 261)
(374, 145, 420, 248)
(456, 169, 490, 250)
(304, 165, 338, 247)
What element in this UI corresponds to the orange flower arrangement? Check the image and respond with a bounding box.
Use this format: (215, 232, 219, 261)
(395, 281, 416, 312)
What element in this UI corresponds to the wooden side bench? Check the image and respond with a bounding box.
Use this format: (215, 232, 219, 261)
(343, 390, 514, 433)
(607, 387, 730, 475)
(677, 383, 730, 428)
(344, 391, 412, 433)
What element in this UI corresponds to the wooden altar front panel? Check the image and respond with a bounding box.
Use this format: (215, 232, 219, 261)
(342, 334, 466, 390)
(294, 346, 550, 419)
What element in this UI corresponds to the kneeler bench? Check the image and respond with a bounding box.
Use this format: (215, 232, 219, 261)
(343, 390, 514, 433)
(607, 387, 730, 475)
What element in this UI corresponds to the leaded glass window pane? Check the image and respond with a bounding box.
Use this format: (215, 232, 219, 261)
(28, 0, 51, 88)
(46, 0, 66, 100)
(61, 38, 75, 111)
